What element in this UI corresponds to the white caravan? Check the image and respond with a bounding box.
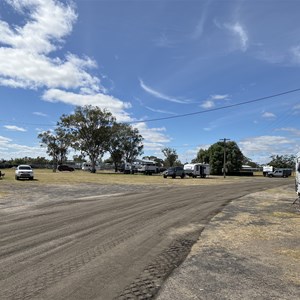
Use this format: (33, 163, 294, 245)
(295, 152, 300, 195)
(137, 160, 159, 175)
(82, 162, 101, 171)
(184, 163, 210, 178)
(262, 165, 274, 177)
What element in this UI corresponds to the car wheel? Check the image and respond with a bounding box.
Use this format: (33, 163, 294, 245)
(15, 175, 19, 180)
(29, 177, 34, 180)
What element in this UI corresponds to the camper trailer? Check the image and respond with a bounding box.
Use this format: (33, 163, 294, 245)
(263, 165, 274, 177)
(82, 162, 101, 172)
(137, 160, 159, 175)
(295, 152, 300, 195)
(183, 163, 210, 178)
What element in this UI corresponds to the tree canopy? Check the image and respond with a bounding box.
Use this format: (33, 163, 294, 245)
(267, 154, 295, 169)
(58, 105, 115, 173)
(38, 127, 71, 171)
(162, 147, 178, 167)
(107, 123, 143, 172)
(192, 141, 244, 175)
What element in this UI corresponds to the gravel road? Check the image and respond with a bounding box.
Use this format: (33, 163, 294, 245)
(0, 177, 291, 299)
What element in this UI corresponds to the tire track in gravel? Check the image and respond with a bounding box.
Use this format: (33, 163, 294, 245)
(1, 196, 190, 300)
(0, 179, 290, 300)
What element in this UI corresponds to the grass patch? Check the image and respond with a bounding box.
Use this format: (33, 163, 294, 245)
(277, 249, 300, 260)
(0, 168, 244, 187)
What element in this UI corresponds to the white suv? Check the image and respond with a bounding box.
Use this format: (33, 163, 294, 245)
(15, 165, 34, 180)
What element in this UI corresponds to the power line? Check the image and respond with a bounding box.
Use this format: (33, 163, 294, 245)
(129, 87, 300, 124)
(1, 88, 300, 127)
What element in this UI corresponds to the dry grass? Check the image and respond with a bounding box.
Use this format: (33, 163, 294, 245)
(0, 168, 246, 187)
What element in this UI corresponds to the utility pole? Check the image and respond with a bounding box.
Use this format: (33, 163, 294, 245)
(220, 138, 230, 178)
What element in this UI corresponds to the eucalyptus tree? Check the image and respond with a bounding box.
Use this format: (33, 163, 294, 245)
(38, 127, 70, 171)
(121, 125, 144, 165)
(268, 154, 296, 169)
(107, 123, 127, 172)
(58, 105, 115, 173)
(162, 147, 178, 167)
(107, 123, 143, 172)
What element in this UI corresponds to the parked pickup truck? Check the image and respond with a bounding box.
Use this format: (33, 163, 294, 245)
(268, 169, 292, 178)
(163, 166, 185, 179)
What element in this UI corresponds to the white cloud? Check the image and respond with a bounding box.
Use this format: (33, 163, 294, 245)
(191, 20, 205, 40)
(216, 20, 249, 52)
(277, 127, 300, 136)
(154, 33, 174, 48)
(201, 94, 229, 109)
(0, 0, 173, 157)
(0, 0, 77, 54)
(226, 22, 248, 52)
(290, 45, 300, 64)
(4, 125, 27, 132)
(0, 137, 46, 159)
(0, 1, 101, 92)
(0, 49, 100, 91)
(262, 111, 276, 119)
(293, 104, 300, 110)
(33, 111, 47, 117)
(239, 135, 295, 163)
(134, 122, 171, 151)
(139, 79, 190, 104)
(42, 89, 132, 122)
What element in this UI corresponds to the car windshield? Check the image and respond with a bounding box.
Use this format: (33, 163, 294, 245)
(19, 166, 31, 170)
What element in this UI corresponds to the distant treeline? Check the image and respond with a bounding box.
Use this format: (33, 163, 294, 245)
(0, 157, 57, 169)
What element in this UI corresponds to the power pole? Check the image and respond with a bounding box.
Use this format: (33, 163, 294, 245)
(220, 138, 230, 178)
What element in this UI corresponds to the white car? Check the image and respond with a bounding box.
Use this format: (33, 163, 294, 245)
(15, 165, 34, 180)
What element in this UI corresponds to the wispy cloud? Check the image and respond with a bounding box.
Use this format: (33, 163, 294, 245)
(293, 104, 300, 110)
(262, 112, 276, 119)
(154, 33, 174, 48)
(139, 79, 190, 104)
(33, 112, 47, 117)
(191, 13, 206, 40)
(200, 94, 229, 109)
(290, 45, 300, 64)
(145, 106, 177, 115)
(224, 22, 249, 52)
(4, 125, 26, 132)
(228, 22, 248, 51)
(277, 127, 300, 136)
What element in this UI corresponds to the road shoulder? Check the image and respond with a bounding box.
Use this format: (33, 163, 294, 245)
(157, 184, 300, 300)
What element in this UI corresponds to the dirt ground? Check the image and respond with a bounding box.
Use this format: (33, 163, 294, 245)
(157, 184, 300, 300)
(0, 173, 298, 299)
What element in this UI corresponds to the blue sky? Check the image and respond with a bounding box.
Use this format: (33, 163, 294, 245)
(1, 0, 300, 164)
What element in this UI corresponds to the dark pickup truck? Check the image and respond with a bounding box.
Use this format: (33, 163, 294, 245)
(163, 166, 185, 179)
